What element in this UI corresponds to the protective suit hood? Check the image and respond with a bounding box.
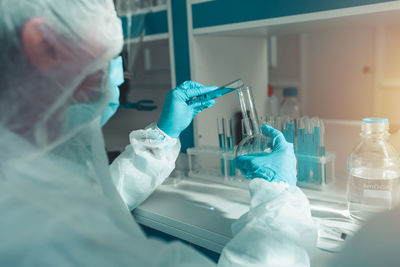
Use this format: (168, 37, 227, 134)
(0, 0, 128, 212)
(0, 0, 123, 166)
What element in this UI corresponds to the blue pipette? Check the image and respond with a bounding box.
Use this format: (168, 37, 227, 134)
(187, 78, 244, 106)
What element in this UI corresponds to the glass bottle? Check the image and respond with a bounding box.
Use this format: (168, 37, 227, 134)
(279, 87, 300, 118)
(266, 84, 279, 117)
(235, 86, 271, 157)
(347, 118, 400, 221)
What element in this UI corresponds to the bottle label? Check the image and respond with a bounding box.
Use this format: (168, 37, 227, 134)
(363, 183, 392, 199)
(348, 175, 399, 206)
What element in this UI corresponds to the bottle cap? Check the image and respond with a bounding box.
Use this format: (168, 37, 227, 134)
(283, 87, 297, 97)
(362, 118, 388, 124)
(268, 84, 273, 97)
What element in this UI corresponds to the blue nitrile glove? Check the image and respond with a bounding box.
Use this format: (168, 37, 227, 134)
(158, 81, 218, 138)
(233, 124, 297, 186)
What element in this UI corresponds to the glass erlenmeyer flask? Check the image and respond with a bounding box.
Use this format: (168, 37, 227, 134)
(235, 86, 271, 157)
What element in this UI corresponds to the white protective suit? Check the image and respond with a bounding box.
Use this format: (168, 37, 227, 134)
(0, 0, 317, 266)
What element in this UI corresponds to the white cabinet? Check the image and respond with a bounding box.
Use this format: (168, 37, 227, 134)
(188, 0, 400, 177)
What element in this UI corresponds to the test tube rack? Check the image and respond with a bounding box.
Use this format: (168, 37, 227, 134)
(187, 146, 249, 189)
(269, 116, 336, 190)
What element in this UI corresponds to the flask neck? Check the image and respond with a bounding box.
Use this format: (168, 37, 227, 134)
(237, 86, 261, 137)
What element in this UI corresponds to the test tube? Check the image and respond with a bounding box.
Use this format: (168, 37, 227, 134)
(264, 115, 275, 129)
(319, 118, 326, 150)
(282, 116, 296, 146)
(187, 78, 244, 106)
(217, 118, 226, 175)
(311, 117, 326, 184)
(309, 117, 319, 182)
(226, 119, 236, 177)
(296, 117, 306, 182)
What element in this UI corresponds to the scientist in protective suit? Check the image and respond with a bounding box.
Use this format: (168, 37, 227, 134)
(3, 0, 396, 266)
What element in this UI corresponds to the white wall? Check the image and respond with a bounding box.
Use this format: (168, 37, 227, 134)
(379, 24, 400, 124)
(268, 24, 400, 176)
(303, 28, 375, 120)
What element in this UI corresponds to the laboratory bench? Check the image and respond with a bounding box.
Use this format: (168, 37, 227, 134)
(132, 176, 349, 266)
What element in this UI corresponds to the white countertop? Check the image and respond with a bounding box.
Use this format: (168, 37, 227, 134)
(133, 178, 250, 252)
(133, 177, 343, 265)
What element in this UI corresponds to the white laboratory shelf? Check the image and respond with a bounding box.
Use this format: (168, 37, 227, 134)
(381, 80, 400, 90)
(190, 0, 215, 5)
(124, 33, 169, 44)
(191, 2, 400, 37)
(119, 5, 168, 41)
(118, 5, 167, 17)
(269, 81, 302, 88)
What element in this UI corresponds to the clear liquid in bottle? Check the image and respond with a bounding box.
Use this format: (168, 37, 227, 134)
(348, 169, 399, 221)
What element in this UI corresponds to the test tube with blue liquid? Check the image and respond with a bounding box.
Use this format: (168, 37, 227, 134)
(226, 119, 236, 177)
(295, 116, 327, 184)
(217, 118, 226, 175)
(313, 118, 326, 184)
(187, 79, 244, 106)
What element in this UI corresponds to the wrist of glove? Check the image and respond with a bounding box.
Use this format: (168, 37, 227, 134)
(158, 81, 217, 138)
(233, 125, 297, 186)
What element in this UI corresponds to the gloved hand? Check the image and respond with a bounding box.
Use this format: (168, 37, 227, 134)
(233, 124, 297, 186)
(158, 81, 218, 138)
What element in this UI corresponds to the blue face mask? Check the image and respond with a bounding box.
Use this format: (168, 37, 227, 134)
(100, 56, 124, 126)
